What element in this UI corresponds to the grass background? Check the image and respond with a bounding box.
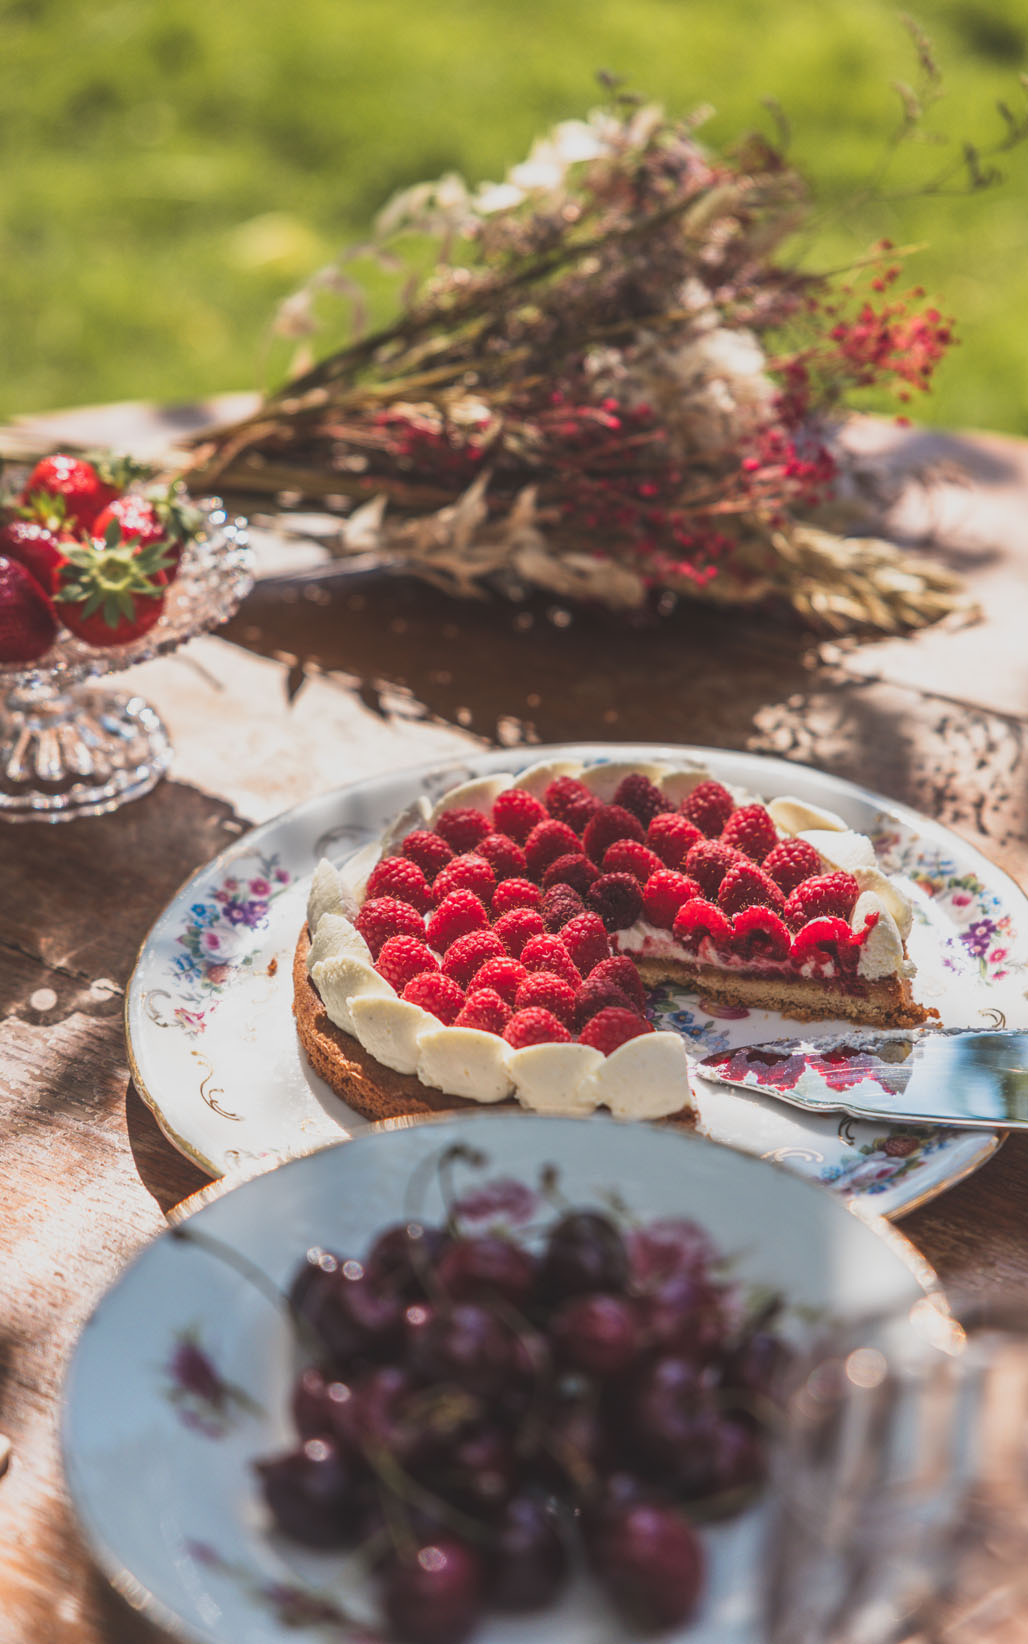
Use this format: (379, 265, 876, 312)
(2, 0, 1027, 432)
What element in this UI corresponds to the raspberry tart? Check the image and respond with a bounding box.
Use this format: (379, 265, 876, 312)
(293, 757, 927, 1123)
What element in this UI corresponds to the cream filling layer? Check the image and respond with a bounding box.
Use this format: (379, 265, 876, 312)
(304, 758, 917, 1114)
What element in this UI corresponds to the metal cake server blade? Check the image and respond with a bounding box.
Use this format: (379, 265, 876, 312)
(692, 1029, 1028, 1129)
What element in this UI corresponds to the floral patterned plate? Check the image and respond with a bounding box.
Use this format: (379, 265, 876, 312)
(125, 743, 1028, 1217)
(62, 1112, 939, 1644)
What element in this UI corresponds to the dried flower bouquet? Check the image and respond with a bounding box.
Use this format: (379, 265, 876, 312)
(188, 95, 978, 633)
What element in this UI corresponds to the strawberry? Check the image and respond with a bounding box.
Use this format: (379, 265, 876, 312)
(0, 519, 69, 595)
(92, 485, 198, 584)
(55, 526, 173, 648)
(0, 555, 58, 663)
(21, 451, 147, 533)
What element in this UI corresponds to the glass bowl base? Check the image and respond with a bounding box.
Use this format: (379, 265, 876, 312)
(0, 684, 172, 822)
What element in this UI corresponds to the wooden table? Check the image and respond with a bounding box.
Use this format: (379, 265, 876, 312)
(2, 403, 1028, 1643)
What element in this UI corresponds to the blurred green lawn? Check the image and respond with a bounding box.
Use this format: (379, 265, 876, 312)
(2, 0, 1027, 431)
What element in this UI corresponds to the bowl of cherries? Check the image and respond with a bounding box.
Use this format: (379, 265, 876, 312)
(0, 450, 250, 821)
(61, 1113, 934, 1644)
(265, 1186, 780, 1642)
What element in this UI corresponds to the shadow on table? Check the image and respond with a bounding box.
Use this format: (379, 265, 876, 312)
(222, 573, 823, 751)
(125, 1081, 210, 1217)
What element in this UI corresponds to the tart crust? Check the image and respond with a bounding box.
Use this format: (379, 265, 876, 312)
(293, 927, 698, 1126)
(633, 956, 931, 1029)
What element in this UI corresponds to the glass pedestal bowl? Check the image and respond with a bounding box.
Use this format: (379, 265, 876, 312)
(0, 500, 252, 822)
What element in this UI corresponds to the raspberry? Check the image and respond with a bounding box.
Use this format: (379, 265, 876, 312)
(784, 872, 861, 929)
(646, 813, 703, 869)
(541, 883, 585, 931)
(586, 872, 644, 932)
(476, 832, 528, 880)
(643, 869, 703, 930)
(493, 907, 547, 959)
(354, 897, 425, 958)
(401, 830, 455, 882)
(376, 935, 439, 992)
(432, 853, 496, 907)
(601, 840, 664, 884)
(721, 804, 778, 864)
(583, 804, 645, 865)
(681, 780, 735, 838)
(520, 934, 582, 987)
(514, 970, 577, 1025)
(365, 856, 433, 912)
(441, 928, 506, 988)
(672, 898, 734, 956)
(472, 956, 528, 1005)
(718, 862, 786, 917)
(560, 912, 611, 976)
(573, 974, 634, 1028)
(590, 956, 646, 1012)
(541, 853, 599, 895)
(563, 791, 601, 832)
(425, 890, 490, 952)
(434, 807, 493, 853)
(613, 773, 672, 825)
(763, 838, 822, 895)
(503, 1008, 571, 1048)
(402, 971, 466, 1024)
(454, 988, 513, 1035)
(731, 906, 791, 962)
(523, 818, 582, 878)
(683, 839, 741, 899)
(544, 775, 593, 825)
(491, 787, 547, 844)
(491, 878, 543, 916)
(789, 916, 857, 973)
(579, 1007, 654, 1055)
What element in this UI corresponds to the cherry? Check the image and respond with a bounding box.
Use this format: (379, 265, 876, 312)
(291, 1366, 343, 1438)
(366, 1221, 451, 1298)
(380, 1538, 485, 1644)
(629, 1354, 711, 1478)
(489, 1494, 569, 1612)
(590, 1502, 705, 1629)
(301, 1261, 405, 1369)
(550, 1292, 640, 1378)
(436, 1235, 537, 1310)
(538, 1211, 629, 1301)
(627, 1216, 715, 1285)
(256, 1437, 363, 1547)
(328, 1364, 420, 1469)
(638, 1270, 727, 1360)
(406, 1302, 517, 1397)
(432, 1423, 520, 1515)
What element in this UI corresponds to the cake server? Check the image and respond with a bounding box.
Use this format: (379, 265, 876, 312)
(692, 1029, 1028, 1129)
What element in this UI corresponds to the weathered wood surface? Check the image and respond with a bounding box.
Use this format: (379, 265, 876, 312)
(1, 402, 1027, 1643)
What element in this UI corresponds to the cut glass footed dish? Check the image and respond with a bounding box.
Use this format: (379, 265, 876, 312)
(0, 499, 251, 822)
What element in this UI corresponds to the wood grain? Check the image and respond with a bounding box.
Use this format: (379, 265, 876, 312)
(1, 408, 1028, 1644)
